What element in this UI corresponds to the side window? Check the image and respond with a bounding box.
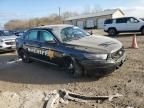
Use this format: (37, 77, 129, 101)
(128, 18, 139, 23)
(29, 31, 38, 41)
(116, 18, 127, 24)
(40, 31, 55, 42)
(25, 30, 38, 41)
(104, 19, 113, 24)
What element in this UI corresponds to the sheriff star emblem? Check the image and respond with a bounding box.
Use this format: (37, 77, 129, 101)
(48, 49, 54, 59)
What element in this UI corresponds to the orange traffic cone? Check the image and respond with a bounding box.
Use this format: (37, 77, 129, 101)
(131, 34, 138, 49)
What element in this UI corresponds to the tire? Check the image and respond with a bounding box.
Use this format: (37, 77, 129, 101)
(19, 49, 31, 63)
(65, 58, 83, 78)
(141, 27, 144, 35)
(108, 28, 117, 36)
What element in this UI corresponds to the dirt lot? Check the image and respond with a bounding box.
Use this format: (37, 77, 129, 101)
(0, 31, 144, 108)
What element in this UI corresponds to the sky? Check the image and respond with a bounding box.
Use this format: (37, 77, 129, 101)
(0, 0, 144, 27)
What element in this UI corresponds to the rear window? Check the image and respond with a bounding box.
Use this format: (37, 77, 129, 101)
(116, 18, 128, 23)
(104, 19, 113, 24)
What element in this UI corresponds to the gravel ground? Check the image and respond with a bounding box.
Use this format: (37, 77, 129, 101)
(0, 31, 144, 108)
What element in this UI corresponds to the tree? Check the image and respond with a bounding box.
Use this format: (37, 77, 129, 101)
(62, 11, 79, 18)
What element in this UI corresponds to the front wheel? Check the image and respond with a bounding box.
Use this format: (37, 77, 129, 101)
(141, 27, 144, 35)
(19, 49, 31, 63)
(65, 58, 83, 78)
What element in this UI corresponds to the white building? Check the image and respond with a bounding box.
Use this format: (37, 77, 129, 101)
(64, 9, 125, 29)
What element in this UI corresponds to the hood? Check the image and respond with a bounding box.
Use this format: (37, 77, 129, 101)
(0, 35, 17, 41)
(65, 35, 122, 53)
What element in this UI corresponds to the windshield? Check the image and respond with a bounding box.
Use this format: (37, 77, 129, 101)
(61, 26, 90, 42)
(0, 31, 14, 36)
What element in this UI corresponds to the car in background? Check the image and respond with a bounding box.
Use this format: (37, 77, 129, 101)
(0, 30, 17, 52)
(140, 18, 144, 21)
(14, 31, 25, 37)
(16, 25, 126, 77)
(104, 17, 144, 36)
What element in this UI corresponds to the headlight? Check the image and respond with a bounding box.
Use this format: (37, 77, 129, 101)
(84, 54, 108, 60)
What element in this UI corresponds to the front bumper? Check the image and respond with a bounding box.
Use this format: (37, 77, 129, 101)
(80, 53, 126, 76)
(0, 44, 16, 52)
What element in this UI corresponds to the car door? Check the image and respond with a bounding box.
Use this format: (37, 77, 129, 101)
(23, 29, 41, 59)
(39, 30, 64, 65)
(127, 17, 141, 31)
(115, 18, 128, 31)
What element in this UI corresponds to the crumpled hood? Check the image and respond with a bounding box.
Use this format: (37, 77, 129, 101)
(65, 35, 122, 53)
(0, 35, 17, 41)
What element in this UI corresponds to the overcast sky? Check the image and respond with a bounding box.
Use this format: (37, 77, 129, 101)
(0, 0, 144, 27)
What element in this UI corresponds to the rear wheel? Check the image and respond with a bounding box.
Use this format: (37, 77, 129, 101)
(108, 28, 117, 36)
(141, 27, 144, 35)
(19, 49, 31, 63)
(65, 58, 83, 78)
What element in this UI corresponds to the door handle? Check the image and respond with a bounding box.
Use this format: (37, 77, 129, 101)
(37, 43, 41, 47)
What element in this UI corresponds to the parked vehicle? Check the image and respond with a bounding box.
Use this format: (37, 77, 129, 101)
(16, 25, 126, 77)
(140, 18, 144, 21)
(14, 31, 25, 37)
(0, 30, 17, 52)
(104, 17, 144, 36)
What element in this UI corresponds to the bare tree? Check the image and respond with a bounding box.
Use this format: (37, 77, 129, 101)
(62, 11, 79, 18)
(4, 5, 102, 30)
(82, 4, 102, 14)
(82, 5, 91, 14)
(92, 4, 102, 13)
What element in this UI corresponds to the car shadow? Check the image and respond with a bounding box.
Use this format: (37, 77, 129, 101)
(0, 50, 16, 54)
(0, 51, 17, 63)
(104, 33, 143, 38)
(0, 54, 110, 85)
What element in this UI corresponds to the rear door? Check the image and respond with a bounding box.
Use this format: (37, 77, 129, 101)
(115, 18, 128, 31)
(23, 29, 40, 59)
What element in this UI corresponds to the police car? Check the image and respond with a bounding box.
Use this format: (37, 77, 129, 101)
(16, 25, 126, 77)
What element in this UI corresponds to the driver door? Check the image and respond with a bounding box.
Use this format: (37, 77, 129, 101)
(127, 17, 140, 31)
(39, 30, 64, 65)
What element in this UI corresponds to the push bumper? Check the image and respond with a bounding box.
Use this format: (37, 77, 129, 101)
(80, 53, 126, 76)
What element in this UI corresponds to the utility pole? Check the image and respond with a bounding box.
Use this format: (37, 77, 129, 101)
(58, 7, 61, 17)
(58, 7, 62, 24)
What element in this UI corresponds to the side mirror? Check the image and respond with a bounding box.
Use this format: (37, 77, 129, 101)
(135, 20, 139, 23)
(15, 33, 23, 37)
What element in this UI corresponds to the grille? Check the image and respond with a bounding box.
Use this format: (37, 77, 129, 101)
(5, 42, 15, 45)
(111, 47, 125, 61)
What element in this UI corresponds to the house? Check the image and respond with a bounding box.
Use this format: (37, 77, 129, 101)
(63, 9, 125, 29)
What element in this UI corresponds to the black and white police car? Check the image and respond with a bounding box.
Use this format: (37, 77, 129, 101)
(16, 25, 126, 77)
